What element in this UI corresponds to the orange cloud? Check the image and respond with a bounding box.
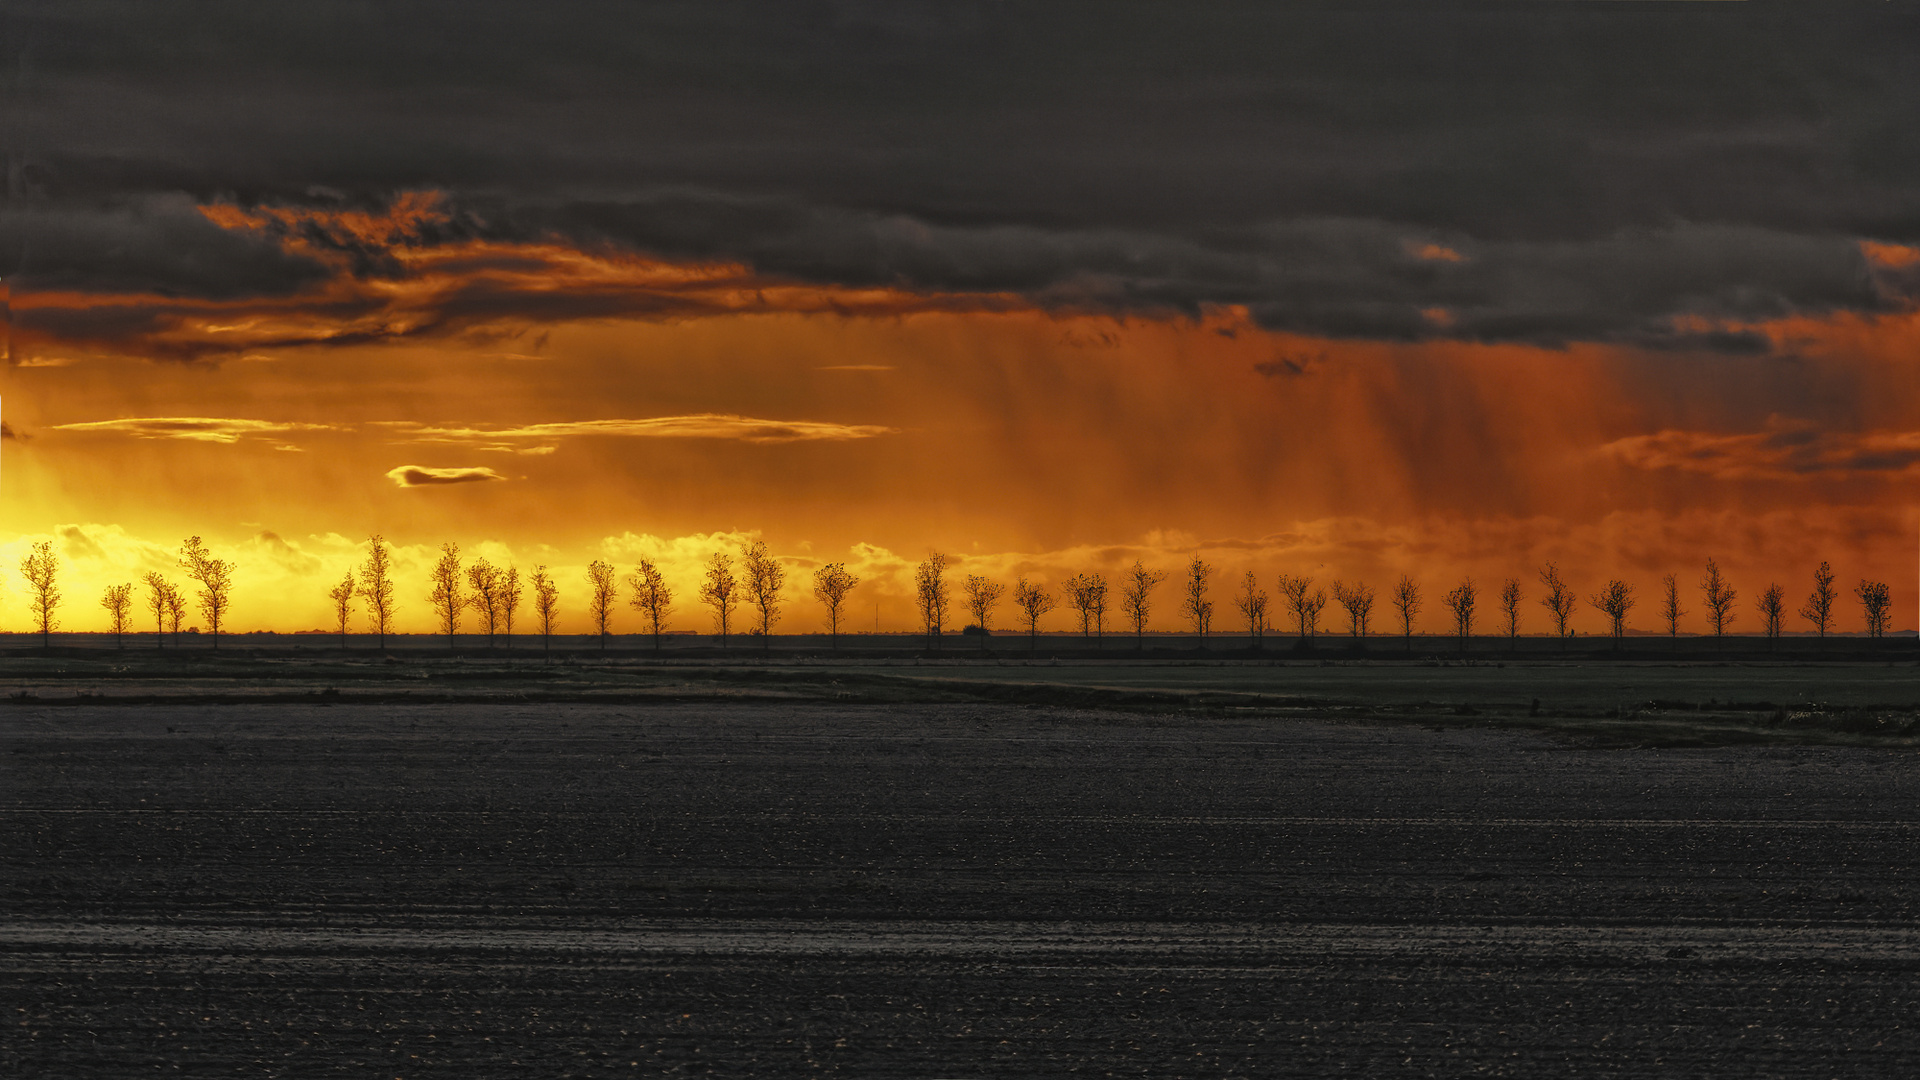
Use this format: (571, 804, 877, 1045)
(385, 465, 506, 487)
(51, 417, 341, 443)
(390, 415, 896, 444)
(1601, 420, 1920, 481)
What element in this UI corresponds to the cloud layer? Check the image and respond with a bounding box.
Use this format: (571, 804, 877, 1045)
(50, 416, 338, 443)
(10, 4, 1920, 357)
(385, 465, 506, 487)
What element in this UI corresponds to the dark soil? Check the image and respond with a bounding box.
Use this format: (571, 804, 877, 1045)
(5, 701, 1917, 1076)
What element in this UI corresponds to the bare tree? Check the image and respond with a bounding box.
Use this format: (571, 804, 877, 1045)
(23, 541, 64, 647)
(1182, 556, 1214, 644)
(915, 553, 951, 649)
(1277, 574, 1327, 644)
(1857, 579, 1892, 639)
(1538, 563, 1576, 646)
(1443, 578, 1477, 648)
(586, 559, 617, 648)
(1588, 579, 1635, 645)
(1799, 560, 1837, 640)
(466, 558, 502, 647)
(1013, 578, 1056, 651)
(100, 583, 133, 648)
(428, 542, 464, 648)
(1756, 583, 1785, 645)
(143, 571, 173, 649)
(179, 536, 234, 649)
(702, 551, 740, 646)
(500, 567, 523, 650)
(1391, 574, 1421, 651)
(962, 574, 1005, 650)
(357, 535, 397, 649)
(532, 565, 560, 659)
(1064, 572, 1109, 645)
(1332, 580, 1374, 639)
(628, 559, 673, 652)
(812, 563, 859, 646)
(1700, 559, 1737, 639)
(1659, 573, 1685, 637)
(164, 587, 188, 645)
(1120, 560, 1167, 649)
(1235, 570, 1270, 648)
(1498, 579, 1523, 645)
(328, 569, 355, 648)
(740, 540, 785, 651)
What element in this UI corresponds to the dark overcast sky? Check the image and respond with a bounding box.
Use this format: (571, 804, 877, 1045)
(8, 1, 1920, 351)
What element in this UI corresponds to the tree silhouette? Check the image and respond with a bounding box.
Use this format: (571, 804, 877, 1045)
(1332, 580, 1374, 639)
(1391, 574, 1421, 651)
(1659, 573, 1685, 638)
(586, 559, 617, 648)
(1277, 574, 1326, 644)
(357, 535, 397, 649)
(1120, 560, 1167, 649)
(21, 541, 60, 647)
(962, 574, 1005, 651)
(100, 583, 133, 648)
(1700, 559, 1737, 639)
(740, 540, 785, 651)
(1799, 561, 1837, 640)
(1756, 583, 1785, 646)
(466, 558, 502, 647)
(1498, 579, 1522, 645)
(1182, 556, 1214, 644)
(1588, 579, 1635, 646)
(628, 559, 673, 652)
(915, 553, 951, 650)
(1856, 579, 1892, 639)
(328, 569, 355, 648)
(179, 536, 234, 649)
(532, 565, 560, 659)
(499, 567, 523, 650)
(1538, 563, 1575, 646)
(428, 543, 464, 648)
(1234, 570, 1270, 648)
(1064, 572, 1109, 646)
(142, 571, 174, 649)
(812, 563, 859, 647)
(163, 587, 188, 645)
(1013, 577, 1056, 652)
(702, 551, 739, 647)
(1443, 578, 1476, 648)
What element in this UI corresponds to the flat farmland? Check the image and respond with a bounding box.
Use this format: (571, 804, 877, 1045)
(4, 692, 1919, 1077)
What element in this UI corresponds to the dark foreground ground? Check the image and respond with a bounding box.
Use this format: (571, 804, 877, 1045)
(4, 698, 1918, 1077)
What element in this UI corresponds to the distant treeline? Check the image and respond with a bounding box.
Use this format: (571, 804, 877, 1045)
(12, 536, 1902, 651)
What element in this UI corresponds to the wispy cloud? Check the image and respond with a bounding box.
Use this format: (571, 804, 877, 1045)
(393, 414, 896, 445)
(50, 416, 340, 443)
(816, 364, 895, 372)
(385, 465, 507, 487)
(1601, 420, 1920, 480)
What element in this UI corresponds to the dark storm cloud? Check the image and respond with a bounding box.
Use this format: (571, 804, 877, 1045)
(7, 1, 1920, 352)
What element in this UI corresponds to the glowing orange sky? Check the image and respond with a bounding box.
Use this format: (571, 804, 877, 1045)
(6, 198, 1919, 635)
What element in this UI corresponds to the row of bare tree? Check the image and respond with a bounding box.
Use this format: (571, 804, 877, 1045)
(9, 537, 1903, 649)
(19, 537, 235, 649)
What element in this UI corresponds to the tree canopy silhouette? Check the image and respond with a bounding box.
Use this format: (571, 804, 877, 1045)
(179, 536, 234, 649)
(586, 559, 618, 647)
(357, 535, 397, 648)
(812, 563, 859, 646)
(1120, 560, 1167, 648)
(628, 559, 673, 651)
(428, 543, 464, 647)
(1013, 577, 1056, 651)
(740, 540, 785, 651)
(701, 551, 739, 646)
(20, 541, 60, 648)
